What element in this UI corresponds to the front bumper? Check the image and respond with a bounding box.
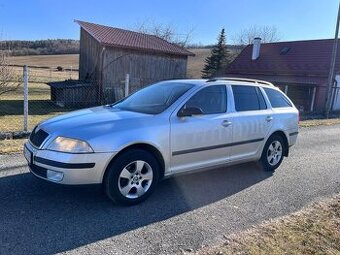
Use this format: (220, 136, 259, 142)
(24, 141, 116, 185)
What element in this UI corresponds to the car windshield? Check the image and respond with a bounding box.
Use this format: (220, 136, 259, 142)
(111, 81, 194, 114)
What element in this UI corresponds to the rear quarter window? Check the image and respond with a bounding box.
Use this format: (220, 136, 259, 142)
(264, 88, 292, 108)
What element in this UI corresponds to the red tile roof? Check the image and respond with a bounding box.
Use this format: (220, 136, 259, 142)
(226, 39, 340, 78)
(75, 20, 194, 57)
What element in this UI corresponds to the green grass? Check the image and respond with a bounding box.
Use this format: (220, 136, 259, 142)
(0, 82, 75, 132)
(195, 195, 340, 255)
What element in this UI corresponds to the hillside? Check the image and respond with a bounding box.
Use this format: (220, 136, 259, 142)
(0, 39, 79, 56)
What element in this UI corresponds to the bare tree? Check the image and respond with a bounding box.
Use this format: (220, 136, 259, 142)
(234, 25, 281, 46)
(134, 20, 194, 47)
(0, 51, 21, 98)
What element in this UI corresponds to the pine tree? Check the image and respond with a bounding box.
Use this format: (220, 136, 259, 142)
(201, 28, 230, 78)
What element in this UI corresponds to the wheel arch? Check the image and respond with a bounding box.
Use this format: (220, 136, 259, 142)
(102, 143, 165, 183)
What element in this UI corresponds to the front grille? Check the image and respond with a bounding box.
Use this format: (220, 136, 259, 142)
(30, 127, 49, 147)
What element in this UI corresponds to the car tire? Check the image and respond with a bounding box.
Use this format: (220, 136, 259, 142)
(104, 149, 160, 205)
(260, 134, 286, 172)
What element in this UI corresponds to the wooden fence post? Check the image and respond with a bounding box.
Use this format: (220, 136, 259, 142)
(125, 74, 130, 97)
(23, 65, 29, 131)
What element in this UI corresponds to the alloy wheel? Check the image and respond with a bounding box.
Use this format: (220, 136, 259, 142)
(267, 140, 282, 166)
(118, 160, 153, 199)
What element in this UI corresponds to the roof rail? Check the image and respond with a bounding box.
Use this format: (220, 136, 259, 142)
(206, 77, 274, 86)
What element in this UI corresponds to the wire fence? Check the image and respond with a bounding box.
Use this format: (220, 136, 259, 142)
(0, 66, 78, 133)
(0, 66, 156, 134)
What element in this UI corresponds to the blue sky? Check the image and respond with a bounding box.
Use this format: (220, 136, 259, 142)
(0, 0, 338, 44)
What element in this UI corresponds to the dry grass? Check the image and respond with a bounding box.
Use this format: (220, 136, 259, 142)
(187, 48, 211, 78)
(7, 54, 79, 68)
(0, 138, 26, 154)
(299, 118, 340, 127)
(12, 66, 78, 82)
(195, 195, 340, 255)
(7, 54, 79, 83)
(0, 114, 65, 132)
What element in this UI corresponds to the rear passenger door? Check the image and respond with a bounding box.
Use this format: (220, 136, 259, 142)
(229, 85, 273, 161)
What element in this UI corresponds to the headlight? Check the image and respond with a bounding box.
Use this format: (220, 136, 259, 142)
(47, 137, 94, 153)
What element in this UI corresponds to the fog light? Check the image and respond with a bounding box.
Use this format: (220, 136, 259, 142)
(47, 170, 64, 182)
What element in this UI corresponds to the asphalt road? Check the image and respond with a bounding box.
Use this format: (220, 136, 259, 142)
(0, 124, 340, 255)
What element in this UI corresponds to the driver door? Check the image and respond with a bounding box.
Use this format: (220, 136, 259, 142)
(169, 85, 232, 174)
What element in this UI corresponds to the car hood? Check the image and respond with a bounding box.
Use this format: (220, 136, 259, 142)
(39, 106, 152, 139)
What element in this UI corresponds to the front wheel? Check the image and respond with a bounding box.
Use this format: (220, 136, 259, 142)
(104, 149, 160, 205)
(260, 134, 286, 172)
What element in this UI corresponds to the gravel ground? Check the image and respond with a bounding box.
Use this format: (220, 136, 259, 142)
(0, 125, 339, 255)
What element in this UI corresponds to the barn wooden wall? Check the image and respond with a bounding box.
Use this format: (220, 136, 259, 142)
(102, 48, 188, 103)
(79, 29, 189, 104)
(79, 28, 103, 82)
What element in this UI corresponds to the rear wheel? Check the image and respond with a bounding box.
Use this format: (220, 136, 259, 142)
(260, 134, 286, 172)
(104, 149, 160, 205)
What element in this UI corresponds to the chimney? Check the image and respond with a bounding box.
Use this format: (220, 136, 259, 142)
(252, 37, 261, 60)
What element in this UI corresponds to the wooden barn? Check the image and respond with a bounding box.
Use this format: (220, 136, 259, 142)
(75, 20, 194, 103)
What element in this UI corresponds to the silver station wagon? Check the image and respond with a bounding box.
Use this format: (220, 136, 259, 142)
(24, 78, 299, 205)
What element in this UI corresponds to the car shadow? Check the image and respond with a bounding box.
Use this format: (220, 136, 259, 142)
(0, 162, 272, 254)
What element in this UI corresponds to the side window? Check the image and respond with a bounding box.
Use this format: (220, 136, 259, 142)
(232, 85, 267, 111)
(183, 85, 227, 114)
(264, 88, 292, 108)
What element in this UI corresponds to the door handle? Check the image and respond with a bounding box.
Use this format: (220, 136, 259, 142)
(266, 116, 273, 122)
(222, 120, 232, 127)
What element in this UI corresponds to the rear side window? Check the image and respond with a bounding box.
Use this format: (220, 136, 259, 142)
(232, 85, 267, 111)
(264, 88, 292, 108)
(184, 85, 227, 114)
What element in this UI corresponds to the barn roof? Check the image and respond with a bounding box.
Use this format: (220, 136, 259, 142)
(75, 20, 194, 57)
(226, 39, 340, 77)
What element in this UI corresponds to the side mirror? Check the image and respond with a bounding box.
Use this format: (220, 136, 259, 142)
(178, 107, 203, 117)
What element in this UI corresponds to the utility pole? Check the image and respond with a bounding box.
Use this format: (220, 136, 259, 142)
(325, 1, 340, 117)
